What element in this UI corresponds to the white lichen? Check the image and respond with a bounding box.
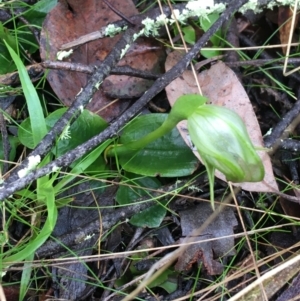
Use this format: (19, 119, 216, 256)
(56, 49, 73, 61)
(52, 166, 60, 172)
(156, 13, 167, 25)
(208, 3, 226, 14)
(263, 128, 272, 137)
(240, 0, 299, 13)
(79, 105, 84, 113)
(142, 17, 162, 36)
(120, 44, 131, 59)
(170, 9, 187, 24)
(188, 185, 203, 192)
(84, 233, 95, 241)
(239, 0, 262, 13)
(186, 0, 214, 11)
(104, 24, 125, 37)
(60, 125, 71, 140)
(267, 0, 300, 9)
(18, 155, 41, 178)
(133, 32, 142, 41)
(137, 1, 225, 38)
(95, 81, 102, 90)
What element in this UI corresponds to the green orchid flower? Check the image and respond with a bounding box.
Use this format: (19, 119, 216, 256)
(188, 104, 264, 182)
(187, 103, 264, 208)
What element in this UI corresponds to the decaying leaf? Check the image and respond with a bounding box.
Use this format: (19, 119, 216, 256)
(278, 6, 299, 55)
(175, 202, 238, 275)
(102, 37, 165, 99)
(40, 0, 165, 121)
(165, 51, 278, 193)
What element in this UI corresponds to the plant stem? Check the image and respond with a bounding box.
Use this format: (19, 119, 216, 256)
(106, 94, 206, 158)
(106, 115, 178, 157)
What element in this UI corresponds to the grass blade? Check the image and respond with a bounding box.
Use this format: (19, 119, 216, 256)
(4, 40, 47, 146)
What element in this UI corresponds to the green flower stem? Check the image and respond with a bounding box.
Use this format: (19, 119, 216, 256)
(106, 94, 207, 158)
(106, 115, 181, 158)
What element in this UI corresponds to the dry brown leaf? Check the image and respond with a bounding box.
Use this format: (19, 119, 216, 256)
(165, 51, 278, 193)
(40, 0, 164, 121)
(175, 203, 237, 275)
(102, 38, 165, 99)
(278, 6, 299, 55)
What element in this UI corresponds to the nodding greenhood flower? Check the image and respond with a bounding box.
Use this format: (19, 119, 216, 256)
(188, 105, 264, 182)
(187, 103, 264, 208)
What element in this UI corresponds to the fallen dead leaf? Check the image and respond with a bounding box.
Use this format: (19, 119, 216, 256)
(40, 0, 165, 121)
(278, 6, 299, 55)
(165, 51, 278, 193)
(175, 202, 237, 275)
(2, 286, 20, 301)
(102, 38, 165, 99)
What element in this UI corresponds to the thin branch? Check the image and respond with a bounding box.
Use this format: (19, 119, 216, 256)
(103, 0, 136, 26)
(42, 61, 160, 80)
(264, 90, 300, 149)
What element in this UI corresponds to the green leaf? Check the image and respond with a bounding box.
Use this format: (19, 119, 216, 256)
(0, 23, 17, 52)
(200, 13, 220, 32)
(119, 114, 198, 177)
(148, 269, 178, 293)
(182, 26, 196, 45)
(18, 117, 35, 149)
(19, 253, 34, 301)
(129, 202, 166, 228)
(46, 108, 108, 157)
(200, 48, 221, 59)
(199, 13, 222, 58)
(19, 108, 108, 153)
(0, 23, 18, 74)
(156, 278, 177, 294)
(5, 41, 47, 146)
(116, 172, 161, 205)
